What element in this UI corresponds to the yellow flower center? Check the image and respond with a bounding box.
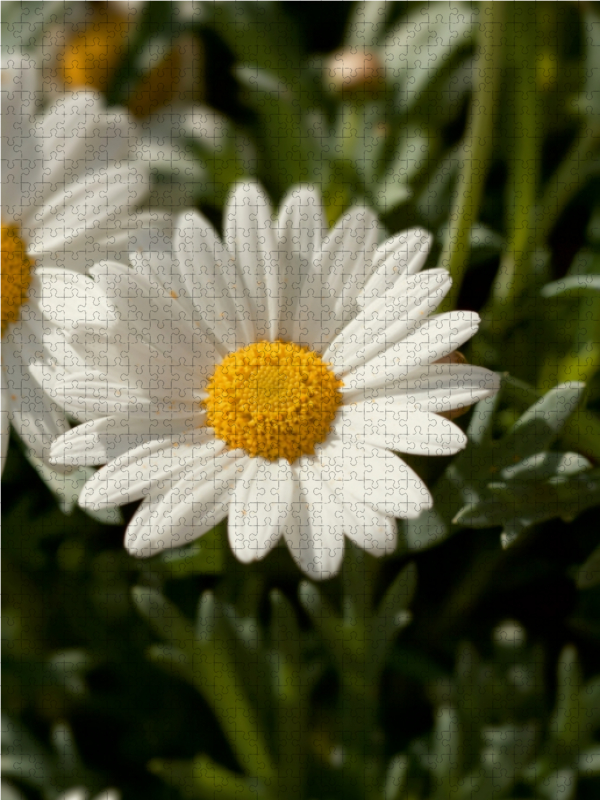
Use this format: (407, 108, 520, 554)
(1, 224, 34, 337)
(58, 6, 129, 94)
(204, 341, 344, 463)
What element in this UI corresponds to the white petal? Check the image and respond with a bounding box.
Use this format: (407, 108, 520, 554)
(228, 458, 293, 563)
(317, 437, 432, 519)
(2, 54, 43, 220)
(334, 401, 467, 455)
(2, 338, 69, 462)
(30, 366, 151, 419)
(276, 185, 327, 340)
(125, 450, 246, 557)
(26, 165, 149, 267)
(342, 363, 501, 409)
(342, 502, 397, 556)
(224, 182, 280, 341)
(345, 312, 480, 392)
(33, 268, 117, 333)
(40, 92, 137, 185)
(79, 435, 220, 509)
(283, 460, 345, 579)
(292, 206, 383, 349)
(358, 228, 432, 306)
(323, 269, 451, 373)
(49, 412, 197, 466)
(173, 210, 252, 352)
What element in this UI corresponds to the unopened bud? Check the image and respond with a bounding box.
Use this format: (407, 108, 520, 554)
(324, 48, 385, 97)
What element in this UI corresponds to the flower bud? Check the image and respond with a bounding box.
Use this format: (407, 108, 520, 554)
(324, 48, 385, 97)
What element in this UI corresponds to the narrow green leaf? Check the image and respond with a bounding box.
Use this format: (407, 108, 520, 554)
(542, 275, 600, 298)
(132, 586, 196, 647)
(550, 647, 583, 753)
(576, 543, 600, 589)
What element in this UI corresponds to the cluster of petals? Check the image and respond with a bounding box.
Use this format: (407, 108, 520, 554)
(36, 181, 500, 578)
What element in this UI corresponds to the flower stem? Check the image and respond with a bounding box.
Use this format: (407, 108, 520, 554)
(490, 3, 542, 313)
(537, 120, 600, 246)
(437, 1, 505, 313)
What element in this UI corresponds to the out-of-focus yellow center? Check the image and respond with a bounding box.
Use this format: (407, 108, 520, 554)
(57, 4, 195, 119)
(204, 341, 344, 463)
(1, 224, 33, 336)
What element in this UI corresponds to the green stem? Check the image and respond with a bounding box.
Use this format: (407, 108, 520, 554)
(491, 8, 541, 309)
(437, 1, 505, 313)
(537, 121, 600, 246)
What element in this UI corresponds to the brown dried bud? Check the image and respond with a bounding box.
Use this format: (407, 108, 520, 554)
(324, 49, 385, 97)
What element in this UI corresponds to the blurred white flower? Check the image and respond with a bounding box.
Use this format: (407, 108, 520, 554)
(1, 55, 158, 493)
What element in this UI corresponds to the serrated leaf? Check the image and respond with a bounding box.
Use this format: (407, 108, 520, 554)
(493, 382, 585, 468)
(501, 452, 592, 482)
(454, 467, 600, 529)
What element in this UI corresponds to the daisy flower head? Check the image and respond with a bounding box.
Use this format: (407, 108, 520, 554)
(1, 53, 156, 477)
(41, 182, 500, 579)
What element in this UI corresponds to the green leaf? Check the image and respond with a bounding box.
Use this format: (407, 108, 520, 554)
(150, 755, 265, 800)
(382, 3, 476, 112)
(346, 1, 391, 48)
(269, 591, 306, 799)
(454, 466, 600, 529)
(374, 563, 416, 664)
(159, 527, 225, 576)
(542, 275, 600, 298)
(551, 646, 583, 755)
(576, 542, 600, 589)
(492, 382, 586, 468)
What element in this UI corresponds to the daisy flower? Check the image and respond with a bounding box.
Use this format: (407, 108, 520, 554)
(1, 54, 158, 486)
(38, 182, 499, 578)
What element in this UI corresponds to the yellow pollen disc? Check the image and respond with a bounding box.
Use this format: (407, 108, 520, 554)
(58, 6, 129, 94)
(1, 224, 34, 337)
(204, 340, 344, 463)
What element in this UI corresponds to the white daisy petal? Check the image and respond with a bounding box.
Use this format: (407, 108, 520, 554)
(49, 413, 198, 467)
(358, 228, 432, 306)
(229, 458, 294, 563)
(283, 464, 345, 580)
(277, 185, 327, 340)
(345, 311, 481, 391)
(342, 502, 397, 557)
(318, 437, 432, 519)
(125, 450, 245, 557)
(225, 182, 280, 341)
(334, 401, 467, 455)
(26, 165, 149, 264)
(40, 92, 137, 185)
(79, 436, 220, 510)
(341, 363, 501, 410)
(293, 206, 383, 349)
(2, 71, 151, 478)
(324, 269, 451, 373)
(173, 210, 251, 351)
